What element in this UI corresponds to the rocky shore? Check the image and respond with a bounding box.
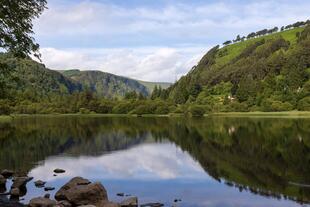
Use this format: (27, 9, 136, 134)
(0, 169, 169, 207)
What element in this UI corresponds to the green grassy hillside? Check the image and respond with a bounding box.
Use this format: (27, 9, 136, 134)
(168, 26, 310, 112)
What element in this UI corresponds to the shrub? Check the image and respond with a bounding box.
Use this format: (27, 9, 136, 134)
(229, 102, 249, 112)
(79, 108, 91, 114)
(112, 102, 134, 114)
(270, 101, 293, 111)
(297, 97, 310, 111)
(0, 99, 11, 115)
(189, 105, 205, 117)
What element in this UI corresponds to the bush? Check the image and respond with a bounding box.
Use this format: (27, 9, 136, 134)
(297, 97, 310, 111)
(112, 102, 134, 114)
(0, 99, 11, 115)
(270, 101, 293, 111)
(79, 108, 91, 114)
(189, 105, 205, 117)
(228, 102, 249, 112)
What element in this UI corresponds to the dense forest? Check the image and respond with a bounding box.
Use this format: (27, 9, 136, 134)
(0, 21, 310, 115)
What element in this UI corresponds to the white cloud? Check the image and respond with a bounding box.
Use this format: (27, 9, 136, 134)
(32, 0, 310, 82)
(39, 46, 208, 82)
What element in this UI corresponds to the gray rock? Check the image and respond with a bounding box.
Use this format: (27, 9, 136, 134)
(78, 205, 96, 207)
(0, 175, 6, 186)
(56, 200, 72, 207)
(44, 187, 55, 191)
(11, 177, 33, 189)
(29, 197, 56, 207)
(10, 188, 20, 197)
(55, 177, 92, 200)
(120, 197, 138, 207)
(101, 202, 120, 207)
(54, 169, 66, 174)
(44, 193, 50, 199)
(1, 169, 14, 178)
(55, 177, 108, 206)
(34, 180, 46, 188)
(140, 203, 164, 207)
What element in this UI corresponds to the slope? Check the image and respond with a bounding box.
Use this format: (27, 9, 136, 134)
(168, 26, 310, 111)
(61, 69, 149, 98)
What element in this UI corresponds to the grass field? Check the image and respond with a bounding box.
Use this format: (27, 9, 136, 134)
(216, 27, 304, 67)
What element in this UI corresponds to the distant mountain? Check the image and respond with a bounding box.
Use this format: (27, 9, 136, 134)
(137, 80, 172, 93)
(0, 53, 170, 99)
(60, 69, 149, 98)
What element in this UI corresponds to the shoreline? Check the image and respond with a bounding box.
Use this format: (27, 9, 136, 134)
(0, 111, 310, 119)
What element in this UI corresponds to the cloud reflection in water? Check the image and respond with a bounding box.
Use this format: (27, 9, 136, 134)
(29, 143, 207, 182)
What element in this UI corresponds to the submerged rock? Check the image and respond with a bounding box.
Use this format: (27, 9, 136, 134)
(55, 177, 108, 206)
(44, 187, 55, 191)
(116, 193, 124, 197)
(54, 169, 66, 174)
(34, 180, 46, 188)
(29, 197, 56, 207)
(140, 203, 164, 207)
(120, 197, 138, 207)
(44, 193, 50, 199)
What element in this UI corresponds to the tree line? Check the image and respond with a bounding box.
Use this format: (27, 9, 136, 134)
(223, 20, 310, 46)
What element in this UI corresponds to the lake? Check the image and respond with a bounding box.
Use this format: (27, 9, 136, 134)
(0, 116, 309, 207)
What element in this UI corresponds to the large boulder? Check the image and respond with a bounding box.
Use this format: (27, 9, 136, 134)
(10, 188, 20, 198)
(101, 202, 120, 207)
(1, 170, 14, 178)
(55, 177, 108, 206)
(56, 200, 72, 207)
(29, 197, 56, 207)
(120, 197, 138, 207)
(11, 177, 33, 189)
(0, 175, 6, 192)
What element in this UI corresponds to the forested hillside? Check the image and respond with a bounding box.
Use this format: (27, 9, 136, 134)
(167, 25, 310, 112)
(0, 53, 82, 100)
(61, 70, 149, 98)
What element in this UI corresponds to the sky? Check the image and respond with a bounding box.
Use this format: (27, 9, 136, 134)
(33, 0, 310, 82)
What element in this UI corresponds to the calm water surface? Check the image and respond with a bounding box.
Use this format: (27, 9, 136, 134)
(0, 116, 309, 207)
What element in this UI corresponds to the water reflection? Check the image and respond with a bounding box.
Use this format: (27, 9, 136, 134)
(29, 143, 205, 181)
(0, 116, 309, 206)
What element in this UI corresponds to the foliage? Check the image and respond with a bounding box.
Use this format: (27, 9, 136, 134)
(62, 70, 149, 98)
(168, 24, 310, 112)
(188, 105, 205, 117)
(0, 0, 47, 58)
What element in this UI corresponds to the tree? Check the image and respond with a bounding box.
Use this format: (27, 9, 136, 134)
(0, 1, 47, 100)
(223, 40, 232, 46)
(247, 32, 256, 39)
(0, 0, 47, 58)
(124, 91, 138, 100)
